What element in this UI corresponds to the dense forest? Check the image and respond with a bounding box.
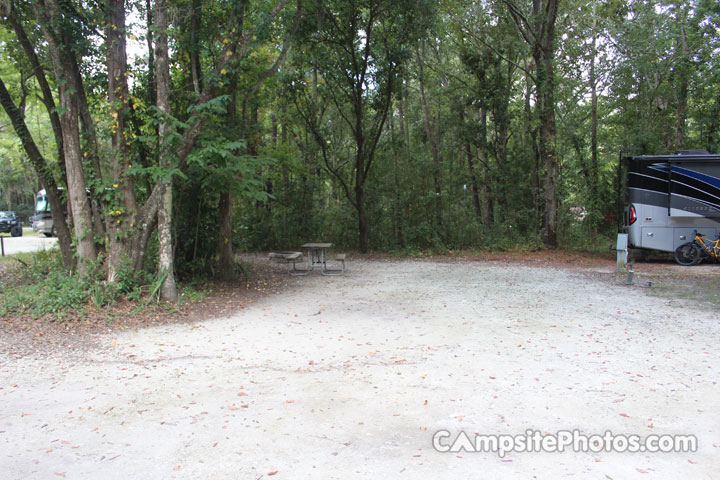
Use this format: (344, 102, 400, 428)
(1, 0, 719, 301)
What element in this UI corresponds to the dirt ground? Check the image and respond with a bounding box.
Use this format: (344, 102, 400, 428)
(1, 254, 719, 479)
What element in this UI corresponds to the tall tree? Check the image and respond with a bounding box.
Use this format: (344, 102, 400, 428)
(35, 0, 98, 274)
(416, 41, 445, 231)
(294, 0, 433, 252)
(106, 0, 138, 279)
(155, 0, 178, 302)
(506, 0, 561, 247)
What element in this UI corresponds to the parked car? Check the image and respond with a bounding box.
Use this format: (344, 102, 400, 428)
(0, 211, 23, 237)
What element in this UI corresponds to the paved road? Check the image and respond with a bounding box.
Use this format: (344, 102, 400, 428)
(0, 229, 57, 256)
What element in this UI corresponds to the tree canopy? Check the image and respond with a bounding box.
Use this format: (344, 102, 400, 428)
(1, 0, 719, 293)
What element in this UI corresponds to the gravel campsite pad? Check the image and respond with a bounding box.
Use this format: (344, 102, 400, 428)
(1, 257, 719, 479)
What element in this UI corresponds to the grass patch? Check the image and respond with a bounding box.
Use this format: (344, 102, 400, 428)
(0, 251, 36, 265)
(645, 276, 720, 306)
(0, 249, 168, 320)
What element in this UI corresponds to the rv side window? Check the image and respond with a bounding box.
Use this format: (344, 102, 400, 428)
(36, 196, 49, 212)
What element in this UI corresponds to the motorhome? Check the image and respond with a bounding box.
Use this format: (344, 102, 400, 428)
(621, 151, 720, 253)
(31, 189, 58, 237)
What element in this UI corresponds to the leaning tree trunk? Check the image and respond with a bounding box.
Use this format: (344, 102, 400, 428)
(6, 12, 65, 175)
(0, 77, 75, 270)
(36, 0, 97, 275)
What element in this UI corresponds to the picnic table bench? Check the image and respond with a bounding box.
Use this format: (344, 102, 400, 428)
(268, 251, 308, 275)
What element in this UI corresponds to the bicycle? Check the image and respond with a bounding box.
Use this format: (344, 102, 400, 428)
(674, 230, 720, 266)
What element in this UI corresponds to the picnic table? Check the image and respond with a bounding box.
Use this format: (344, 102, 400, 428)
(269, 243, 346, 275)
(301, 242, 331, 270)
(301, 243, 345, 275)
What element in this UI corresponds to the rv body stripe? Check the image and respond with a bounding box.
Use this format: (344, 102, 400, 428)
(670, 180, 720, 203)
(649, 165, 720, 190)
(629, 172, 668, 183)
(671, 192, 720, 208)
(632, 164, 720, 209)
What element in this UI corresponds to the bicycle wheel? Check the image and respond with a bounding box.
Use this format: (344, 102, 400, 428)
(675, 242, 701, 266)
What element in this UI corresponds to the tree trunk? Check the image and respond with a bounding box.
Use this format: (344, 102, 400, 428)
(465, 141, 483, 222)
(402, 79, 411, 150)
(189, 0, 203, 96)
(59, 84, 97, 275)
(676, 9, 689, 148)
(216, 192, 235, 280)
(479, 170, 492, 226)
(7, 13, 65, 174)
(216, 89, 239, 280)
(356, 184, 369, 253)
(521, 55, 541, 229)
(106, 0, 138, 279)
(416, 45, 443, 229)
(507, 0, 559, 245)
(588, 4, 599, 237)
(539, 66, 559, 248)
(389, 104, 405, 247)
(459, 107, 482, 222)
(158, 181, 177, 302)
(35, 0, 97, 274)
(590, 3, 598, 181)
(532, 0, 560, 247)
(156, 0, 178, 302)
(145, 0, 156, 109)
